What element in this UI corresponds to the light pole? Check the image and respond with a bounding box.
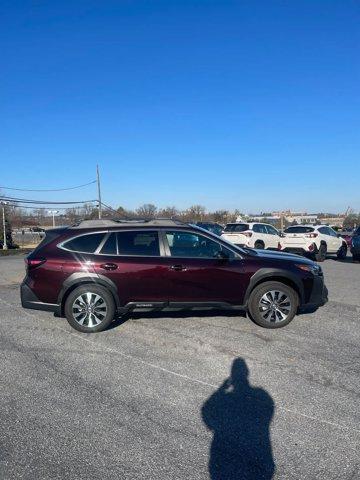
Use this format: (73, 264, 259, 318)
(1, 201, 9, 250)
(48, 210, 59, 228)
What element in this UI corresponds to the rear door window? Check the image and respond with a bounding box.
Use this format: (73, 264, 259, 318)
(284, 226, 314, 234)
(62, 233, 106, 253)
(100, 233, 117, 255)
(116, 231, 160, 256)
(224, 224, 249, 233)
(253, 224, 267, 234)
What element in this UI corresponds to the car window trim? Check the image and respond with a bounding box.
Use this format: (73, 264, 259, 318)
(161, 228, 242, 260)
(58, 229, 164, 257)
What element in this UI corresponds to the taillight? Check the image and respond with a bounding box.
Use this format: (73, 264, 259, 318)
(25, 258, 46, 269)
(306, 233, 318, 238)
(243, 232, 253, 237)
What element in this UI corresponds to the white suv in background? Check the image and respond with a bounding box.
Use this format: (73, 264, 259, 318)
(280, 225, 347, 262)
(221, 223, 281, 250)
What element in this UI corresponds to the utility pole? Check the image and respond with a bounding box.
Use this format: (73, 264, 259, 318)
(96, 164, 102, 219)
(48, 210, 59, 228)
(1, 201, 8, 250)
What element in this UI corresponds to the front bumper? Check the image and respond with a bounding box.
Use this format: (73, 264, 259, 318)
(20, 282, 61, 315)
(302, 275, 328, 310)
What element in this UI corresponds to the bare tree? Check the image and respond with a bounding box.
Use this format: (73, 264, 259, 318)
(136, 203, 157, 218)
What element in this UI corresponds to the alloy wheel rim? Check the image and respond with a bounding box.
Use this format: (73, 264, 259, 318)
(258, 290, 291, 323)
(72, 292, 107, 328)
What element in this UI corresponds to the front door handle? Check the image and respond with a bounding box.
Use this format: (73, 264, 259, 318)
(169, 264, 187, 271)
(100, 263, 118, 271)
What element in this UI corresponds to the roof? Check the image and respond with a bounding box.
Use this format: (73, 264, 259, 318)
(70, 218, 190, 229)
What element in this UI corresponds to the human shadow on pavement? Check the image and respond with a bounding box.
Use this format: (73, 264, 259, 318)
(202, 358, 275, 480)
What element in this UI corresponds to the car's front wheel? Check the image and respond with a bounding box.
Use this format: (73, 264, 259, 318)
(64, 285, 115, 333)
(248, 281, 299, 329)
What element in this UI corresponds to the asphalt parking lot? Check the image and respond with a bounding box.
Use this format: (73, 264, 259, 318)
(0, 254, 359, 479)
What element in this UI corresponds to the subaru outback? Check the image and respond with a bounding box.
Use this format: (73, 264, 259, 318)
(21, 219, 328, 332)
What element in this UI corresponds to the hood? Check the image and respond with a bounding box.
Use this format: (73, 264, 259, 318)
(252, 248, 315, 265)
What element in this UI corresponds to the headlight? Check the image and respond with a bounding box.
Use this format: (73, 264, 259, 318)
(295, 263, 322, 275)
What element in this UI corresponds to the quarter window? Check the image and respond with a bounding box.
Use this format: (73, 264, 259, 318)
(165, 231, 233, 258)
(62, 233, 106, 253)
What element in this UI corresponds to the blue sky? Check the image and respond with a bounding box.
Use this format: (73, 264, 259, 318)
(1, 1, 359, 213)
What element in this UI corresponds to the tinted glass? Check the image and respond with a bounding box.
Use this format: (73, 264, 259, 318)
(253, 224, 267, 234)
(284, 226, 314, 234)
(117, 231, 160, 256)
(265, 225, 278, 235)
(100, 233, 117, 255)
(355, 227, 360, 236)
(166, 231, 233, 258)
(318, 227, 329, 235)
(328, 228, 338, 237)
(224, 224, 249, 233)
(63, 233, 105, 253)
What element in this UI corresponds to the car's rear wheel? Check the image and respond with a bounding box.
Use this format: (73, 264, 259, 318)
(254, 241, 265, 249)
(64, 285, 115, 333)
(248, 281, 299, 329)
(314, 244, 327, 262)
(353, 254, 360, 262)
(337, 244, 347, 260)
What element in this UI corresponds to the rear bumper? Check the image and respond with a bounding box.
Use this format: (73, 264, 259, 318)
(20, 282, 61, 315)
(282, 246, 317, 257)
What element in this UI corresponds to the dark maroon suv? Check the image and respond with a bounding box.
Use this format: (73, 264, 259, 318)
(21, 219, 328, 333)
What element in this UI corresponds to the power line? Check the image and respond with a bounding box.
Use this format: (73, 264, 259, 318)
(0, 196, 97, 205)
(0, 180, 96, 192)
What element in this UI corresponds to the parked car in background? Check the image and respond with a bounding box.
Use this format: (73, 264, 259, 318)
(338, 230, 353, 249)
(21, 219, 327, 332)
(350, 227, 360, 261)
(194, 222, 224, 236)
(280, 225, 347, 262)
(221, 223, 281, 250)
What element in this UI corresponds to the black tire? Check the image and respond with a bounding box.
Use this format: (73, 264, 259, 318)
(337, 244, 347, 260)
(254, 241, 265, 250)
(353, 254, 360, 262)
(314, 243, 327, 262)
(247, 281, 299, 329)
(64, 285, 116, 333)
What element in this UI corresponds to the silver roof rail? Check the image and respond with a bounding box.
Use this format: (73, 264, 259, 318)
(71, 218, 190, 229)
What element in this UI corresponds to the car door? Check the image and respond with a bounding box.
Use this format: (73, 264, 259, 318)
(264, 225, 280, 249)
(92, 230, 170, 305)
(327, 227, 342, 252)
(161, 229, 248, 305)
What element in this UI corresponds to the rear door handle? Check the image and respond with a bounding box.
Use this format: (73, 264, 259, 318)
(100, 263, 118, 271)
(169, 264, 187, 271)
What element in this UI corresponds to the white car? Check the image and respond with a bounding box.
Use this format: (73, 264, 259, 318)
(221, 223, 281, 250)
(280, 225, 347, 261)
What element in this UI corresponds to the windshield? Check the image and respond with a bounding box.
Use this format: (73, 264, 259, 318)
(224, 223, 249, 233)
(284, 226, 314, 234)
